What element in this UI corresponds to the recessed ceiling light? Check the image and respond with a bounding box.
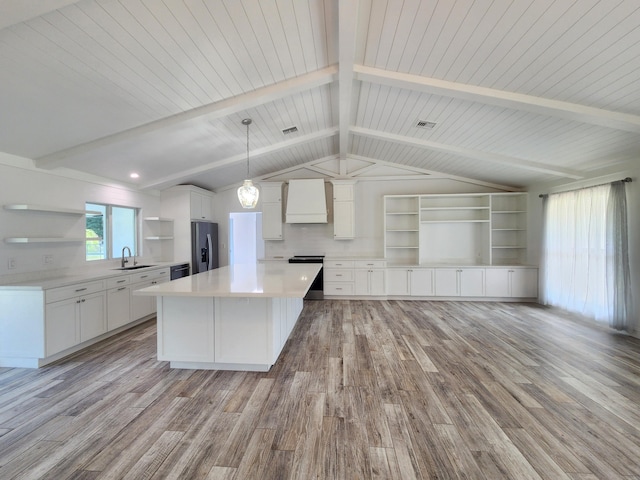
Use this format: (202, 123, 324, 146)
(130, 173, 139, 179)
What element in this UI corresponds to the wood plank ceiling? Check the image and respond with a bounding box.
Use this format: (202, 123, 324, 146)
(1, 0, 639, 191)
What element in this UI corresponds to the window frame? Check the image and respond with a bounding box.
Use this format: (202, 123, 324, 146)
(86, 202, 139, 262)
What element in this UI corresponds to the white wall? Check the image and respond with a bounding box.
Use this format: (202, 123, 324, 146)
(528, 165, 640, 335)
(0, 154, 163, 282)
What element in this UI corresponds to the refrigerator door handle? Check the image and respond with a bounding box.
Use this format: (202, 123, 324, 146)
(207, 233, 213, 270)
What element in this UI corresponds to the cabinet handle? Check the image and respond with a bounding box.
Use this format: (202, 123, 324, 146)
(152, 281, 157, 285)
(336, 287, 343, 290)
(140, 275, 149, 279)
(117, 279, 126, 284)
(81, 299, 86, 303)
(76, 300, 81, 304)
(336, 274, 343, 277)
(117, 287, 126, 291)
(75, 287, 87, 292)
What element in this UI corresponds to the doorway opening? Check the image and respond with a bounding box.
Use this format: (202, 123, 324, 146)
(229, 212, 264, 265)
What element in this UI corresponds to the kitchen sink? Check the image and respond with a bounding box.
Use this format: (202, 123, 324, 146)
(113, 264, 156, 270)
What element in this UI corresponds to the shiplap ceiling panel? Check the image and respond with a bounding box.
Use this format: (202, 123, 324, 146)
(0, 0, 639, 191)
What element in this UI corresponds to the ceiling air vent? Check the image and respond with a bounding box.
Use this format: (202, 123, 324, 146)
(282, 126, 298, 135)
(416, 120, 437, 129)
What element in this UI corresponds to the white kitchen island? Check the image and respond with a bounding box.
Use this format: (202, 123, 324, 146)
(135, 262, 321, 372)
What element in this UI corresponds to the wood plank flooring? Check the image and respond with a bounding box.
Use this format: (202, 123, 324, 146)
(1, 300, 640, 479)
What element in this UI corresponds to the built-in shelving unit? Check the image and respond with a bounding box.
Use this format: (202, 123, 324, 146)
(384, 196, 420, 265)
(490, 193, 528, 265)
(384, 192, 528, 266)
(143, 217, 174, 241)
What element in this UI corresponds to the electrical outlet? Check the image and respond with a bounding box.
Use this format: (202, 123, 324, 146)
(8, 258, 16, 269)
(43, 254, 54, 265)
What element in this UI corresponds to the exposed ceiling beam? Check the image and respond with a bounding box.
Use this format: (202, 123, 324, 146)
(141, 127, 339, 190)
(338, 0, 358, 176)
(0, 0, 81, 29)
(354, 65, 640, 134)
(36, 65, 338, 169)
(351, 126, 584, 180)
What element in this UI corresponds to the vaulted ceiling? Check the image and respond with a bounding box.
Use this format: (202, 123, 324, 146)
(1, 0, 640, 192)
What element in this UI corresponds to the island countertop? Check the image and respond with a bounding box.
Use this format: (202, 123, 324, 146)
(135, 262, 322, 298)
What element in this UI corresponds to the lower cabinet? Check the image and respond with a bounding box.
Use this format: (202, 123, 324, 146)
(485, 268, 538, 298)
(386, 268, 434, 296)
(434, 268, 485, 297)
(354, 260, 386, 296)
(45, 290, 106, 357)
(107, 285, 131, 331)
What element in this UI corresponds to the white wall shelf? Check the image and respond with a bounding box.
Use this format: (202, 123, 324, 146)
(144, 236, 174, 240)
(143, 216, 173, 222)
(4, 204, 101, 216)
(5, 237, 86, 244)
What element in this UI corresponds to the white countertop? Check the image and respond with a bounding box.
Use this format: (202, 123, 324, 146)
(135, 263, 322, 298)
(0, 261, 188, 290)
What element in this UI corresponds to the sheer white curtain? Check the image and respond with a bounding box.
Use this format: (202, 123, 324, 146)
(541, 182, 631, 330)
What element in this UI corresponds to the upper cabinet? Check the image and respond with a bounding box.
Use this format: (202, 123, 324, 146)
(261, 182, 283, 241)
(331, 180, 356, 240)
(384, 192, 529, 267)
(190, 191, 213, 221)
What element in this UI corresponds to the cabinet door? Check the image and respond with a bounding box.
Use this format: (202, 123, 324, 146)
(485, 269, 510, 297)
(369, 270, 385, 295)
(333, 201, 354, 239)
(386, 269, 410, 295)
(45, 298, 79, 356)
(434, 269, 458, 296)
(511, 268, 538, 298)
(79, 292, 107, 342)
(354, 269, 370, 295)
(158, 296, 214, 362)
(333, 183, 354, 202)
(190, 192, 212, 220)
(262, 202, 283, 240)
(410, 269, 434, 296)
(459, 269, 485, 297)
(107, 286, 131, 330)
(131, 281, 154, 320)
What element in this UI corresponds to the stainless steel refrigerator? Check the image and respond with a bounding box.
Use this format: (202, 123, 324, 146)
(191, 221, 219, 274)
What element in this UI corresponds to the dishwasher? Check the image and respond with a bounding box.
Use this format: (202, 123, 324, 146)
(170, 263, 190, 280)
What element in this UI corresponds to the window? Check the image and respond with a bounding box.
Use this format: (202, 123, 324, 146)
(86, 203, 138, 261)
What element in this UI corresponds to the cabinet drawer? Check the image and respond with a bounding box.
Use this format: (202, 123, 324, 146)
(106, 275, 130, 289)
(324, 283, 354, 296)
(324, 259, 354, 269)
(354, 260, 385, 268)
(46, 280, 105, 304)
(130, 268, 169, 284)
(324, 269, 354, 282)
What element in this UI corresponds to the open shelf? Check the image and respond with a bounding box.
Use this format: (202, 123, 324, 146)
(5, 237, 86, 244)
(4, 204, 101, 216)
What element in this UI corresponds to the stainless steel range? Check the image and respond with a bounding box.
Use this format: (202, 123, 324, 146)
(288, 255, 324, 300)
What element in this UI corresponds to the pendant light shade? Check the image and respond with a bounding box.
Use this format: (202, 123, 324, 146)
(237, 118, 259, 208)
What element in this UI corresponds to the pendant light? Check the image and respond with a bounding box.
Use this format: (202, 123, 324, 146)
(237, 118, 259, 208)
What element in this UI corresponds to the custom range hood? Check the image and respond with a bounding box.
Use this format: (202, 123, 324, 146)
(285, 179, 328, 224)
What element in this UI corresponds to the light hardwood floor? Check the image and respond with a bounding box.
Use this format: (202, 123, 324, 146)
(1, 300, 640, 479)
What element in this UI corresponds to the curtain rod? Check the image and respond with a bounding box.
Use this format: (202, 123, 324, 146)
(538, 177, 632, 198)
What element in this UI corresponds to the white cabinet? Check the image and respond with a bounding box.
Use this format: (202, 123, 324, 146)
(324, 259, 355, 296)
(331, 180, 356, 239)
(45, 284, 106, 356)
(354, 260, 385, 296)
(434, 268, 484, 297)
(130, 268, 170, 320)
(190, 191, 213, 221)
(161, 185, 216, 264)
(261, 182, 283, 240)
(485, 268, 538, 298)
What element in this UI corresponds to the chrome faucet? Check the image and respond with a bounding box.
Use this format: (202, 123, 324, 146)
(121, 246, 134, 268)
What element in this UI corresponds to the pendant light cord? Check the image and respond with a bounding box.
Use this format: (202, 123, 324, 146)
(242, 118, 252, 178)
